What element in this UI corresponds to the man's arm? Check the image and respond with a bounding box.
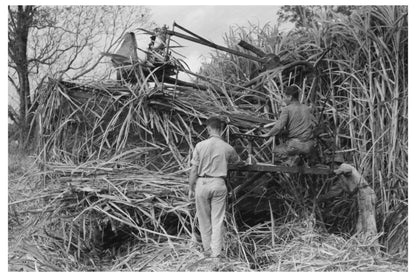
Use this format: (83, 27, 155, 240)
(262, 108, 288, 137)
(228, 147, 244, 165)
(310, 108, 318, 127)
(189, 144, 200, 199)
(188, 164, 198, 198)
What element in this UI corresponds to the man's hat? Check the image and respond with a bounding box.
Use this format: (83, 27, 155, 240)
(205, 116, 225, 130)
(334, 163, 353, 175)
(333, 153, 344, 164)
(284, 85, 300, 99)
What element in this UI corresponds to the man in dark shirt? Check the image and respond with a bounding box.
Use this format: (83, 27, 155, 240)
(261, 85, 317, 164)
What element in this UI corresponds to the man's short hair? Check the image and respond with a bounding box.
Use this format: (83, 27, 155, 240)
(285, 85, 299, 100)
(206, 116, 224, 130)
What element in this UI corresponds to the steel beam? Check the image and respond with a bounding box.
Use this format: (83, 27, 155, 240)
(229, 163, 333, 175)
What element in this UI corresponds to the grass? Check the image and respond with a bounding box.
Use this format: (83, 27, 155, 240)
(8, 144, 407, 271)
(8, 143, 34, 179)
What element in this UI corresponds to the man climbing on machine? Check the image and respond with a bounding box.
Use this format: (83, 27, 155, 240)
(261, 85, 318, 165)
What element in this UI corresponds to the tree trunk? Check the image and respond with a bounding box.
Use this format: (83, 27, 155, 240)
(11, 6, 34, 148)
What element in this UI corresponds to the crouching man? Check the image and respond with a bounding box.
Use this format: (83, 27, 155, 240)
(320, 160, 377, 241)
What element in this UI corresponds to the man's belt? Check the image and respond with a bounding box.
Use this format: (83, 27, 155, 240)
(198, 175, 226, 179)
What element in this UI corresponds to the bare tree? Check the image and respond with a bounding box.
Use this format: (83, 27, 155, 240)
(8, 5, 154, 148)
(8, 6, 34, 145)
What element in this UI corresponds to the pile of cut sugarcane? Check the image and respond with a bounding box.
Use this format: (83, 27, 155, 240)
(9, 6, 408, 271)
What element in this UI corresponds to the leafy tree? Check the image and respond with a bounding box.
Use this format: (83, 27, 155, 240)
(8, 5, 153, 148)
(276, 5, 358, 28)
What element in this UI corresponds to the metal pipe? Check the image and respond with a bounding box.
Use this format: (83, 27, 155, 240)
(165, 30, 265, 63)
(173, 22, 216, 47)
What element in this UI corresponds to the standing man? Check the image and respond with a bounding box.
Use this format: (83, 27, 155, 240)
(189, 116, 241, 259)
(261, 85, 317, 164)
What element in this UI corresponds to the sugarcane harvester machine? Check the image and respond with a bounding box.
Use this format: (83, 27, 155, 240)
(104, 22, 335, 175)
(105, 22, 321, 89)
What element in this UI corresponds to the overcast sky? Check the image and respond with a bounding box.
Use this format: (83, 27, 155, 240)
(140, 5, 286, 75)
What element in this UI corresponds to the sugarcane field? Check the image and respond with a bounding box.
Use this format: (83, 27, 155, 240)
(7, 5, 408, 272)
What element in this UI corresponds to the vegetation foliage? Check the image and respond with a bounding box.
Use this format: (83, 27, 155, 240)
(8, 5, 407, 271)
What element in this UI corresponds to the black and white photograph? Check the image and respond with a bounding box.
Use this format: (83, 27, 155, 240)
(7, 2, 409, 272)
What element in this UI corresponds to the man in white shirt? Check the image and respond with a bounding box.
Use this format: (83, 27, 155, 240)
(189, 116, 241, 258)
